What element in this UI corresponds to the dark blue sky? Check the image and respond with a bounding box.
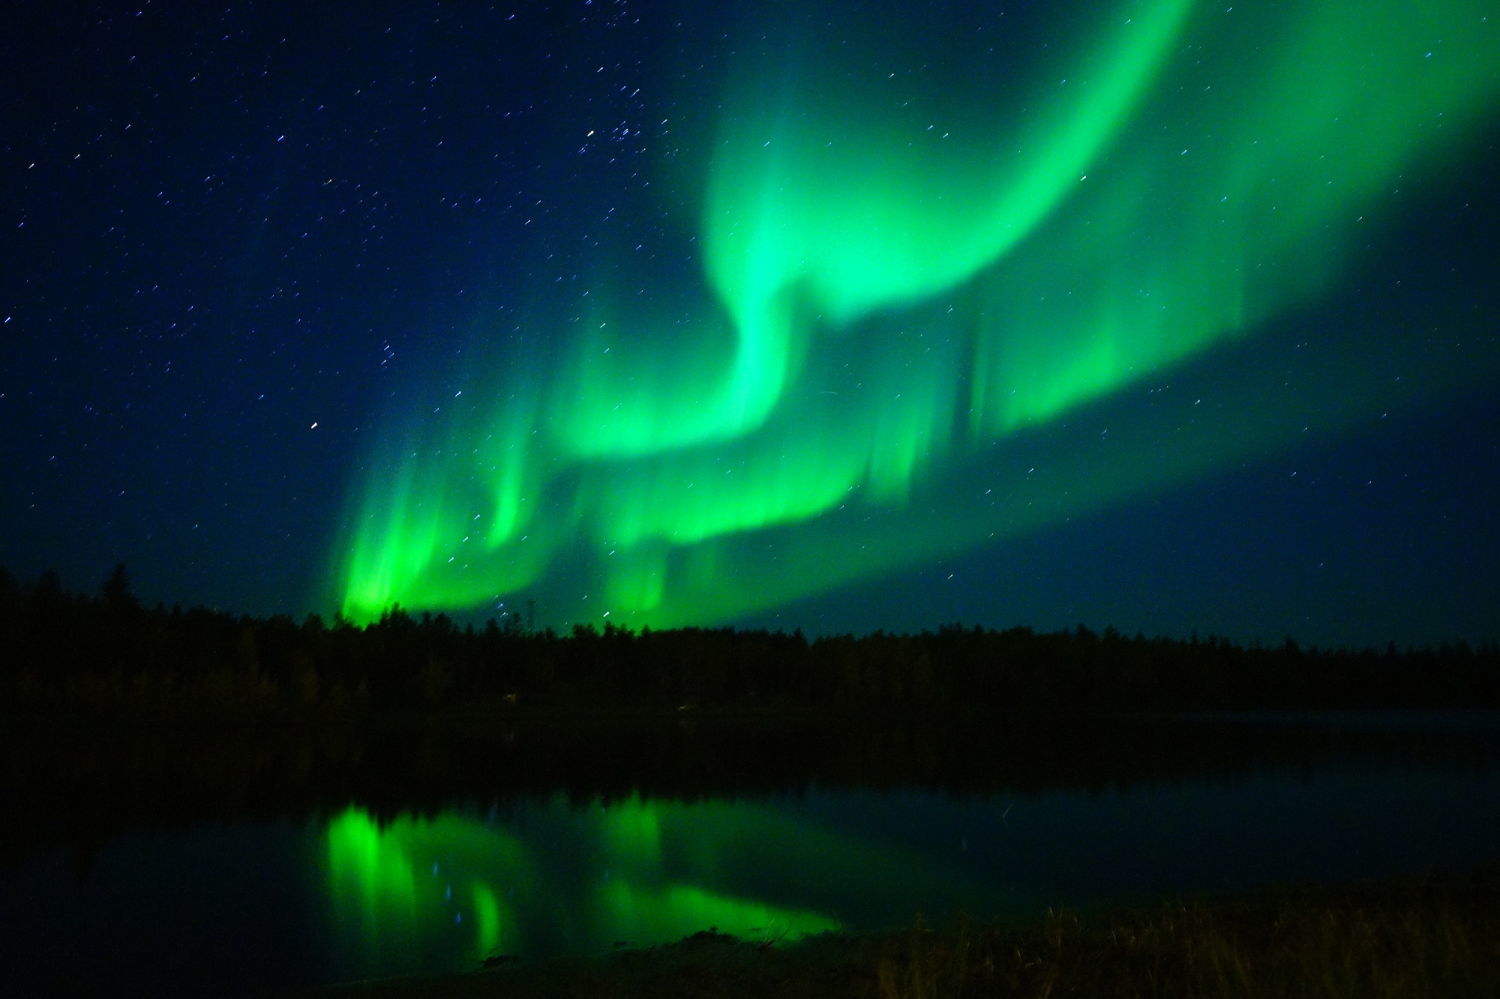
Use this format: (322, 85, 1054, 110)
(3, 1, 1497, 649)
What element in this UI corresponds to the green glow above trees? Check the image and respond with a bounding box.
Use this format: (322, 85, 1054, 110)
(337, 0, 1500, 626)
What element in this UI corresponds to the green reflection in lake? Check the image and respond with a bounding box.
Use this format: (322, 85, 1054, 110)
(327, 808, 527, 970)
(326, 794, 876, 974)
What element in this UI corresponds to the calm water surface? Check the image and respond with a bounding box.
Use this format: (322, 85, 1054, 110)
(2, 712, 1497, 994)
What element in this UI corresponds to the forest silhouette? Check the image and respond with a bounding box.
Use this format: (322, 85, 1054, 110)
(3, 564, 1495, 715)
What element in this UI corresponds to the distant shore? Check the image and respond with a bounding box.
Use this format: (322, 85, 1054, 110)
(5, 568, 1497, 718)
(306, 868, 1500, 998)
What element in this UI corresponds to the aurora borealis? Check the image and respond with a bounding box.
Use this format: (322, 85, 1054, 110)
(4, 1, 1498, 644)
(335, 0, 1500, 632)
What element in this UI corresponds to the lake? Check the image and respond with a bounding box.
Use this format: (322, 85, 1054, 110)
(1, 711, 1496, 994)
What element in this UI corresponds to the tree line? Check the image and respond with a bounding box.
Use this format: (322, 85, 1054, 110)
(2, 565, 1496, 714)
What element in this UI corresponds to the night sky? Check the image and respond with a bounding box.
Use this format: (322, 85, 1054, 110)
(4, 1, 1498, 648)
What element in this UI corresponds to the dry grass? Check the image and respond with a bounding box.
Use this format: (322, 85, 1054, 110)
(873, 872, 1499, 999)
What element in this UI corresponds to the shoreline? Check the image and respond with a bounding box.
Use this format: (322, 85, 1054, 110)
(304, 867, 1500, 997)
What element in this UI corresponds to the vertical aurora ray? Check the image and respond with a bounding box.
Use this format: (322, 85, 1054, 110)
(337, 0, 1500, 627)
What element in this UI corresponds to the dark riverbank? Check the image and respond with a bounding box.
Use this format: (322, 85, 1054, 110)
(308, 868, 1500, 998)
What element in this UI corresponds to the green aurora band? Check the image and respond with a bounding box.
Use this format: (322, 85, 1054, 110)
(337, 1, 1500, 626)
